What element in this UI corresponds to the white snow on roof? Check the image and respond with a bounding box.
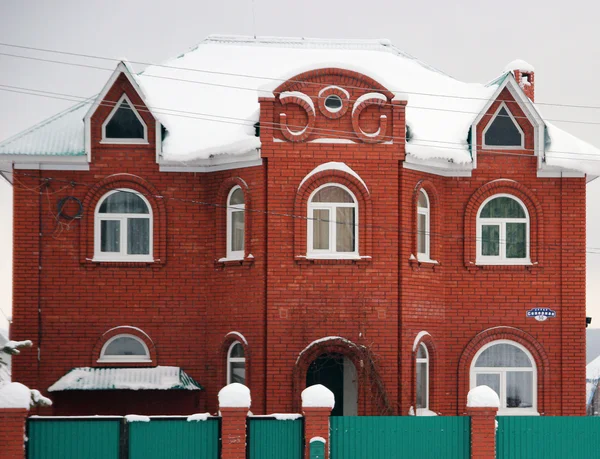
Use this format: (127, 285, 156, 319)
(302, 384, 335, 409)
(504, 59, 535, 73)
(218, 382, 251, 408)
(48, 366, 201, 392)
(586, 355, 600, 404)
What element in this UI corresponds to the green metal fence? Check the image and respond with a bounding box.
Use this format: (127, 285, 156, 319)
(27, 416, 220, 459)
(247, 417, 303, 459)
(497, 416, 600, 458)
(129, 417, 219, 459)
(27, 417, 121, 459)
(330, 416, 471, 459)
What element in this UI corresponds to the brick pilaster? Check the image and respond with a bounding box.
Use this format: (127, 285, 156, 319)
(466, 406, 497, 459)
(220, 407, 248, 459)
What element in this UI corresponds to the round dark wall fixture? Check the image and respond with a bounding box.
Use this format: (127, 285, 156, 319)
(57, 196, 84, 220)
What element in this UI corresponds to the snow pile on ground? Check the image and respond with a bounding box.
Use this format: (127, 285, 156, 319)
(218, 383, 251, 408)
(301, 384, 335, 409)
(467, 385, 500, 408)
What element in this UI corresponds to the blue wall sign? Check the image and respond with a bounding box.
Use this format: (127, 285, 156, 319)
(526, 308, 556, 321)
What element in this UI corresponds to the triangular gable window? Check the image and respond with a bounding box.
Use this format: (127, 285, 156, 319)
(483, 104, 523, 148)
(102, 95, 147, 143)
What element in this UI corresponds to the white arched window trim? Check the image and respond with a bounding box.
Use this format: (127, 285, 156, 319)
(101, 93, 149, 144)
(98, 333, 151, 363)
(226, 186, 245, 260)
(417, 189, 430, 260)
(307, 183, 359, 259)
(481, 102, 525, 149)
(227, 341, 246, 385)
(416, 343, 429, 410)
(94, 188, 154, 262)
(476, 193, 530, 266)
(470, 339, 538, 415)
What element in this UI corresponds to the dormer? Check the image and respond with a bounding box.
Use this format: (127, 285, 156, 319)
(101, 94, 148, 144)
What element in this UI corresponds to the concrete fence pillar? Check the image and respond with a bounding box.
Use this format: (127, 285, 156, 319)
(218, 383, 251, 459)
(0, 408, 28, 459)
(466, 385, 499, 459)
(302, 384, 334, 459)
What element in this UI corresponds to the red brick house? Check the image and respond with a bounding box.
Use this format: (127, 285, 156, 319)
(0, 36, 596, 417)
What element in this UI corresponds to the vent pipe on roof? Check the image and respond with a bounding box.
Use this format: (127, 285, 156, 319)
(505, 59, 535, 102)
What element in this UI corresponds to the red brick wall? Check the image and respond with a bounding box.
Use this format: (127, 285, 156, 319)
(10, 68, 585, 417)
(0, 408, 27, 459)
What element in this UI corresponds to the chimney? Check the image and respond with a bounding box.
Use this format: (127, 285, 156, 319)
(504, 59, 535, 101)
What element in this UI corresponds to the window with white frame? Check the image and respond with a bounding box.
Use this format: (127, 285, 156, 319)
(227, 341, 246, 385)
(94, 189, 153, 262)
(482, 103, 523, 148)
(417, 189, 430, 259)
(102, 94, 148, 144)
(470, 340, 536, 414)
(98, 334, 151, 363)
(227, 186, 245, 259)
(476, 194, 529, 264)
(416, 343, 429, 410)
(307, 184, 358, 258)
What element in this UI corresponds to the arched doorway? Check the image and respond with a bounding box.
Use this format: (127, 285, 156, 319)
(306, 353, 358, 416)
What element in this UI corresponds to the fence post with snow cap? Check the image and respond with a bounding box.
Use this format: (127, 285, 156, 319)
(302, 384, 334, 459)
(0, 382, 38, 459)
(466, 385, 499, 459)
(218, 383, 251, 459)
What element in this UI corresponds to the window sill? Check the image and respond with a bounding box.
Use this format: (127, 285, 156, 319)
(215, 256, 255, 268)
(496, 410, 540, 416)
(295, 255, 372, 266)
(466, 261, 539, 272)
(409, 256, 441, 271)
(94, 361, 155, 368)
(86, 257, 161, 268)
(100, 139, 149, 145)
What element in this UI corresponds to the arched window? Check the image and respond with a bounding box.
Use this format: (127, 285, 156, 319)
(102, 94, 148, 143)
(482, 103, 523, 148)
(94, 189, 152, 261)
(470, 340, 536, 414)
(476, 194, 529, 264)
(417, 189, 430, 259)
(416, 343, 429, 410)
(307, 184, 358, 258)
(227, 186, 245, 259)
(227, 341, 246, 385)
(98, 334, 151, 363)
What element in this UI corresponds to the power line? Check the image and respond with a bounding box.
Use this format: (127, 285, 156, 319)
(1, 41, 600, 111)
(6, 168, 600, 255)
(1, 49, 600, 129)
(1, 83, 600, 162)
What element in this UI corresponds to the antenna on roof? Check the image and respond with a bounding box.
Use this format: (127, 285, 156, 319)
(251, 0, 257, 39)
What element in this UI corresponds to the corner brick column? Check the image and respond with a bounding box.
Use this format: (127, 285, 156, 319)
(0, 408, 28, 459)
(218, 383, 251, 459)
(302, 385, 334, 459)
(467, 406, 498, 459)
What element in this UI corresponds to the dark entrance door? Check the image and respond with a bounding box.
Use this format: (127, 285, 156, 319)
(306, 353, 344, 416)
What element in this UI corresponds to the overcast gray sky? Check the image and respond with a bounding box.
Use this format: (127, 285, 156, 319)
(1, 0, 600, 331)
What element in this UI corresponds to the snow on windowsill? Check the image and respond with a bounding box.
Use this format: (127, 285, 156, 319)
(408, 406, 438, 416)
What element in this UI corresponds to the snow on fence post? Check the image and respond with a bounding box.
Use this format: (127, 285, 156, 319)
(302, 384, 334, 459)
(0, 383, 34, 459)
(466, 385, 499, 459)
(218, 383, 251, 459)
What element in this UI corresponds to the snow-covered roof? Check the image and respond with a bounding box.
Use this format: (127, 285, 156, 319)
(48, 366, 202, 392)
(586, 355, 600, 405)
(1, 35, 599, 174)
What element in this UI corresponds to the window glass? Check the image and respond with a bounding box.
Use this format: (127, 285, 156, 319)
(230, 362, 246, 384)
(475, 343, 532, 368)
(312, 209, 330, 250)
(230, 188, 245, 206)
(105, 100, 145, 139)
(336, 207, 355, 252)
(99, 191, 149, 214)
(417, 344, 427, 359)
(481, 225, 500, 256)
(484, 106, 522, 146)
(127, 219, 150, 255)
(104, 336, 147, 356)
(506, 223, 526, 258)
(230, 342, 245, 358)
(325, 95, 343, 111)
(476, 373, 500, 397)
(480, 197, 525, 219)
(417, 213, 427, 254)
(418, 190, 428, 208)
(416, 361, 427, 409)
(506, 372, 533, 408)
(312, 186, 354, 203)
(231, 211, 245, 252)
(101, 220, 120, 253)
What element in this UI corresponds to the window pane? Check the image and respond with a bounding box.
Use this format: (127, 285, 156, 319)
(476, 373, 500, 399)
(506, 371, 533, 408)
(230, 362, 246, 384)
(416, 362, 428, 409)
(484, 107, 522, 146)
(101, 220, 120, 252)
(506, 223, 526, 258)
(313, 209, 329, 250)
(336, 207, 355, 252)
(417, 344, 428, 359)
(127, 218, 150, 255)
(99, 191, 149, 214)
(229, 188, 244, 206)
(481, 225, 499, 256)
(418, 190, 428, 208)
(312, 186, 354, 203)
(475, 343, 532, 368)
(417, 213, 427, 254)
(480, 197, 525, 219)
(104, 337, 146, 356)
(230, 343, 245, 358)
(231, 211, 245, 252)
(105, 100, 145, 139)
